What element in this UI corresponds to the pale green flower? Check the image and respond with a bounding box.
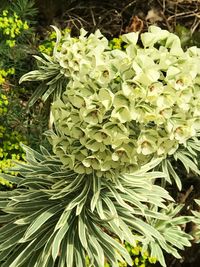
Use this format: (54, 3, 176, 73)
(92, 129, 112, 145)
(156, 93, 176, 109)
(166, 119, 196, 144)
(157, 138, 179, 156)
(80, 105, 104, 125)
(137, 131, 158, 155)
(112, 142, 136, 163)
(82, 156, 101, 170)
(111, 106, 133, 123)
(141, 26, 169, 47)
(85, 139, 106, 152)
(121, 31, 139, 45)
(98, 88, 114, 109)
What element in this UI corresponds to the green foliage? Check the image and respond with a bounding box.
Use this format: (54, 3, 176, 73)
(38, 30, 56, 56)
(0, 146, 192, 267)
(9, 0, 38, 23)
(176, 24, 200, 49)
(145, 203, 193, 266)
(0, 0, 37, 81)
(0, 0, 40, 189)
(0, 90, 26, 188)
(0, 125, 25, 162)
(0, 67, 15, 84)
(0, 9, 29, 48)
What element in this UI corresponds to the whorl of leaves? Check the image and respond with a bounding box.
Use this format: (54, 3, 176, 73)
(0, 145, 193, 267)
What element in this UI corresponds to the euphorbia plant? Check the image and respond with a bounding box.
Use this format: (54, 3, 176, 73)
(0, 26, 200, 267)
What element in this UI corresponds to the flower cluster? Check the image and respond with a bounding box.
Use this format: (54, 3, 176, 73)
(109, 36, 123, 50)
(0, 125, 26, 187)
(105, 242, 157, 267)
(86, 241, 157, 267)
(0, 153, 26, 188)
(0, 68, 15, 85)
(0, 9, 29, 47)
(0, 127, 25, 159)
(50, 26, 200, 178)
(125, 242, 157, 267)
(0, 93, 8, 114)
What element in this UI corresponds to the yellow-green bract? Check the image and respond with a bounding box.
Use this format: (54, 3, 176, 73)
(48, 26, 200, 179)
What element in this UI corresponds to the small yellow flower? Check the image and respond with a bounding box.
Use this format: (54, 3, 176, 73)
(142, 251, 149, 259)
(0, 76, 5, 85)
(8, 68, 15, 75)
(2, 10, 8, 16)
(131, 246, 140, 255)
(135, 257, 139, 266)
(23, 21, 29, 30)
(149, 257, 157, 264)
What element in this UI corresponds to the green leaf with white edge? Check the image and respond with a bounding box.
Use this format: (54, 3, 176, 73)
(0, 214, 15, 223)
(0, 173, 23, 184)
(34, 233, 55, 267)
(150, 241, 166, 267)
(14, 211, 41, 225)
(21, 143, 46, 162)
(27, 83, 48, 107)
(175, 150, 200, 175)
(91, 174, 101, 212)
(1, 244, 27, 267)
(89, 235, 105, 267)
(33, 227, 54, 251)
(51, 211, 74, 261)
(102, 195, 118, 218)
(57, 234, 67, 267)
(78, 212, 88, 249)
(23, 204, 63, 240)
(27, 250, 42, 267)
(157, 239, 181, 259)
(66, 179, 91, 213)
(161, 159, 173, 184)
(74, 239, 86, 267)
(90, 222, 133, 266)
(66, 226, 75, 267)
(117, 217, 137, 246)
(0, 227, 25, 249)
(19, 70, 49, 83)
(41, 83, 57, 102)
(132, 158, 164, 175)
(33, 55, 51, 66)
(50, 25, 62, 53)
(9, 239, 38, 267)
(0, 200, 9, 208)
